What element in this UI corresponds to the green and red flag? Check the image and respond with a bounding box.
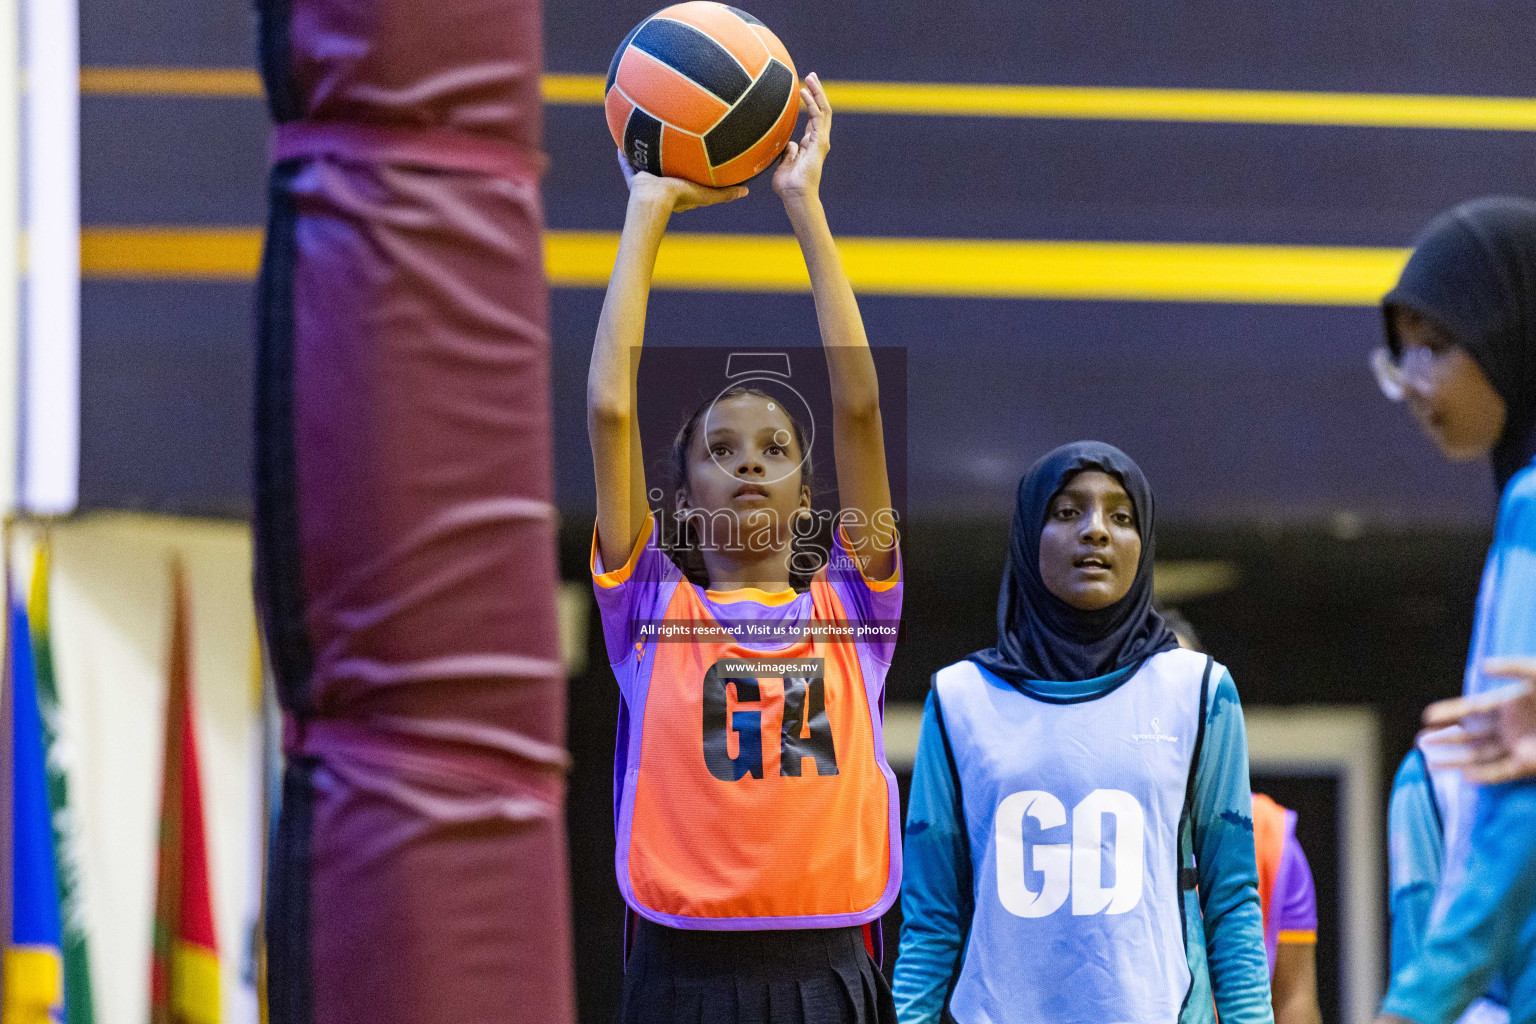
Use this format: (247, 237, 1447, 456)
(148, 567, 220, 1024)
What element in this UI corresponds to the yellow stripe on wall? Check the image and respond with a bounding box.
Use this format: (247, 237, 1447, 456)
(80, 67, 263, 97)
(79, 67, 1536, 132)
(79, 227, 1409, 305)
(541, 73, 605, 106)
(822, 80, 1536, 131)
(550, 231, 1410, 304)
(82, 228, 264, 280)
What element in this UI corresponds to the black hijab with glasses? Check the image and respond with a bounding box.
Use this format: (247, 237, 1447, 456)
(968, 441, 1181, 687)
(1383, 197, 1536, 491)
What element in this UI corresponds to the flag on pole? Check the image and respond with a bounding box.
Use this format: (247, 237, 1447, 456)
(148, 567, 220, 1024)
(5, 592, 65, 1024)
(233, 637, 269, 1024)
(27, 543, 95, 1024)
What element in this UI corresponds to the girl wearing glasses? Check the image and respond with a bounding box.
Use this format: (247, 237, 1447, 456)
(1371, 197, 1536, 1024)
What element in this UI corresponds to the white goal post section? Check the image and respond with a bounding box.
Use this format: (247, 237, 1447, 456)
(1246, 705, 1383, 1024)
(16, 0, 82, 515)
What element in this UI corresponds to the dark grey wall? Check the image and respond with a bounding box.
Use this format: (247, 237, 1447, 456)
(76, 0, 1528, 523)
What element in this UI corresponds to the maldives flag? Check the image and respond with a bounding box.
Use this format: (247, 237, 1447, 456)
(149, 567, 220, 1024)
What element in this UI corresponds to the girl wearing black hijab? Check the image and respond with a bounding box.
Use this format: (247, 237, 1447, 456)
(1372, 198, 1536, 1024)
(1374, 197, 1536, 488)
(892, 442, 1273, 1024)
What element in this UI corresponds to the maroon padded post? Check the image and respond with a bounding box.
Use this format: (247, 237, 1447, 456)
(254, 0, 574, 1019)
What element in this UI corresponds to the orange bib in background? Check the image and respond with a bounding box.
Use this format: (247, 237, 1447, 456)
(1252, 792, 1288, 935)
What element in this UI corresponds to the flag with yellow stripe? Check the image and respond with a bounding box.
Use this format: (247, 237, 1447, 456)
(6, 588, 65, 1024)
(149, 566, 220, 1024)
(27, 542, 96, 1024)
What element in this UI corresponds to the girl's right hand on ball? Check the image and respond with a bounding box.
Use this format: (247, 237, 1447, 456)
(619, 148, 747, 212)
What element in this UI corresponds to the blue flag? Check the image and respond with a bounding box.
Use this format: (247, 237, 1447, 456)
(7, 597, 66, 1023)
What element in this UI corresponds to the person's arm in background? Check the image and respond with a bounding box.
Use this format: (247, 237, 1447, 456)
(1388, 751, 1444, 975)
(1272, 945, 1322, 1024)
(1378, 473, 1536, 1024)
(1271, 831, 1322, 1024)
(1378, 779, 1536, 1024)
(1384, 750, 1515, 1024)
(892, 692, 973, 1024)
(1196, 669, 1275, 1024)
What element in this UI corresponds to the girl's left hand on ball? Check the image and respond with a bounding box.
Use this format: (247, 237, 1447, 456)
(618, 148, 748, 212)
(773, 72, 831, 204)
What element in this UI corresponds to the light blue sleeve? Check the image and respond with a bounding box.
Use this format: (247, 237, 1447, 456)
(1382, 784, 1536, 1023)
(1383, 469, 1536, 1024)
(892, 691, 973, 1024)
(1476, 469, 1536, 696)
(1194, 669, 1275, 1024)
(1388, 751, 1444, 977)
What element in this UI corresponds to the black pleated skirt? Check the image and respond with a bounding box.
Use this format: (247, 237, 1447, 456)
(618, 919, 897, 1024)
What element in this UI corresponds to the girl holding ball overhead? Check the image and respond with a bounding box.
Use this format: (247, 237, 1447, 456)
(588, 74, 903, 1024)
(893, 443, 1274, 1024)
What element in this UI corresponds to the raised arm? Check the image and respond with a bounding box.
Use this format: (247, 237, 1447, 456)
(773, 74, 897, 581)
(588, 162, 746, 570)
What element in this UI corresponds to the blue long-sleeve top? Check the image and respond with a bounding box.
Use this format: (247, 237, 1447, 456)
(1382, 465, 1536, 1024)
(893, 662, 1273, 1024)
(1388, 751, 1509, 1020)
(1389, 751, 1453, 977)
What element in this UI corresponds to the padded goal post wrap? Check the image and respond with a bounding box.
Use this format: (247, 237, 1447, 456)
(254, 0, 575, 1020)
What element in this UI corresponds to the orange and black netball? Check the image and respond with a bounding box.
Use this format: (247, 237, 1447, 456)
(605, 3, 799, 186)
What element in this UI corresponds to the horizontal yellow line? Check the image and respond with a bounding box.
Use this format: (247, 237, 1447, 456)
(79, 67, 1536, 131)
(79, 227, 1408, 305)
(79, 67, 263, 97)
(824, 80, 1536, 131)
(553, 231, 1407, 303)
(542, 73, 605, 105)
(82, 227, 263, 279)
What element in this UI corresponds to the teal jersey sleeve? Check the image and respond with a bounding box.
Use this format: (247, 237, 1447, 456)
(1388, 750, 1444, 976)
(1193, 669, 1275, 1024)
(892, 691, 971, 1024)
(1383, 467, 1536, 1024)
(1383, 784, 1536, 1024)
(1474, 467, 1536, 698)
